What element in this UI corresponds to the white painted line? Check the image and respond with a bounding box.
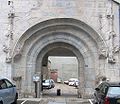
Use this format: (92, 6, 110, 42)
(89, 99, 93, 104)
(21, 100, 28, 104)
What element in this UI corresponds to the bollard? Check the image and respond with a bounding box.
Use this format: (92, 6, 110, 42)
(57, 89, 61, 96)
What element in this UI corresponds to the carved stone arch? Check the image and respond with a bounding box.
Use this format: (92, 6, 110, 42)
(23, 32, 96, 97)
(12, 18, 107, 59)
(36, 42, 85, 97)
(12, 18, 107, 98)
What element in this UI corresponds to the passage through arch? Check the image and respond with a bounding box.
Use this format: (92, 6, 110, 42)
(12, 18, 107, 98)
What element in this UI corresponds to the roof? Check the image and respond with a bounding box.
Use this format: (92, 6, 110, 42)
(102, 82, 120, 86)
(113, 0, 120, 4)
(109, 82, 120, 86)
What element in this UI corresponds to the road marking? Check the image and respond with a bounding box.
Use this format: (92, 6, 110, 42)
(21, 100, 27, 104)
(89, 99, 93, 104)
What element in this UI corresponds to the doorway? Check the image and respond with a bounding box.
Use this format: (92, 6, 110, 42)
(42, 56, 79, 98)
(12, 18, 105, 98)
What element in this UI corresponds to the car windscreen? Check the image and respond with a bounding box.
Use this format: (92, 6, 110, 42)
(107, 86, 120, 97)
(45, 80, 50, 83)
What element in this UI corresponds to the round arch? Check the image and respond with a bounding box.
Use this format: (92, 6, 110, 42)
(12, 18, 107, 58)
(36, 42, 85, 97)
(12, 18, 107, 98)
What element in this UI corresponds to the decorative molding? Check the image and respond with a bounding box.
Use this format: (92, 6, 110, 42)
(13, 76, 22, 81)
(106, 14, 114, 19)
(108, 55, 116, 64)
(8, 13, 15, 18)
(113, 45, 120, 53)
(3, 45, 9, 53)
(99, 48, 108, 59)
(13, 48, 22, 61)
(6, 57, 12, 63)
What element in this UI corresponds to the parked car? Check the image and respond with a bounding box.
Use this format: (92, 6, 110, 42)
(68, 78, 78, 86)
(0, 77, 18, 104)
(93, 81, 120, 104)
(74, 80, 79, 88)
(42, 79, 55, 89)
(64, 80, 69, 85)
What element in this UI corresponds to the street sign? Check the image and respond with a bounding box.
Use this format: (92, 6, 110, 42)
(33, 74, 40, 82)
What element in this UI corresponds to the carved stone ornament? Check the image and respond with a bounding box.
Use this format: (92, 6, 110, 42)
(8, 13, 15, 18)
(6, 57, 12, 63)
(13, 76, 22, 81)
(99, 48, 108, 59)
(108, 55, 116, 64)
(13, 53, 22, 61)
(113, 45, 120, 53)
(13, 47, 22, 61)
(3, 45, 9, 53)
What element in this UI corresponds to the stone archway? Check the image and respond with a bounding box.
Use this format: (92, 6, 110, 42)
(36, 41, 85, 97)
(12, 18, 107, 98)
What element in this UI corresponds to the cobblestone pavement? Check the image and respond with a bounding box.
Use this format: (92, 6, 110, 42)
(18, 83, 91, 104)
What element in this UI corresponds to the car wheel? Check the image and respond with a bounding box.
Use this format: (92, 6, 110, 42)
(93, 99, 98, 104)
(0, 101, 3, 104)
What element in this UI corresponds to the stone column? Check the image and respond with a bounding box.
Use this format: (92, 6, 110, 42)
(77, 58, 85, 98)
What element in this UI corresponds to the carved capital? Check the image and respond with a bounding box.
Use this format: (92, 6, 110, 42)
(108, 55, 116, 64)
(8, 13, 15, 18)
(6, 57, 12, 63)
(3, 45, 9, 53)
(13, 47, 22, 61)
(113, 45, 120, 53)
(99, 48, 108, 59)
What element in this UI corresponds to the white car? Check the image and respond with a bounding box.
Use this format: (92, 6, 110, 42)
(64, 80, 69, 85)
(42, 79, 55, 89)
(68, 78, 78, 86)
(74, 80, 79, 87)
(0, 78, 18, 104)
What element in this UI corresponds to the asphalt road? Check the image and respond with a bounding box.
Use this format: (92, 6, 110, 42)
(43, 83, 78, 98)
(17, 83, 92, 104)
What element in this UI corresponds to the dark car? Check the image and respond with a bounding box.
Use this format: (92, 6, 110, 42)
(0, 78, 18, 104)
(93, 81, 120, 104)
(42, 79, 55, 89)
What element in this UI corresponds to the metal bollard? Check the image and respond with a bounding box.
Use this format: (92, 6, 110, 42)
(57, 89, 61, 96)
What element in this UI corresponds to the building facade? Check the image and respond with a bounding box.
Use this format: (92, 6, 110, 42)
(0, 0, 120, 98)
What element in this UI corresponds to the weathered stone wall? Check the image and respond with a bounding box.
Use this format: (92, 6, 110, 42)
(0, 0, 120, 97)
(0, 0, 12, 79)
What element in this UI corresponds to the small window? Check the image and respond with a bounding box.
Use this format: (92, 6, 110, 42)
(4, 79, 13, 88)
(0, 80, 7, 89)
(107, 86, 120, 96)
